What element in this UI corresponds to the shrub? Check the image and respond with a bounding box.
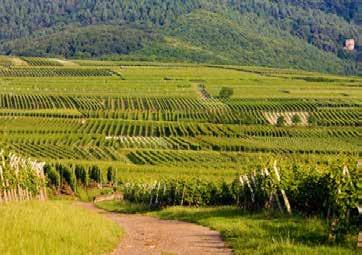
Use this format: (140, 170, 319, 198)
(107, 166, 116, 184)
(75, 165, 88, 186)
(62, 166, 76, 191)
(89, 165, 102, 184)
(219, 87, 233, 99)
(292, 114, 301, 125)
(46, 166, 60, 188)
(276, 116, 285, 126)
(308, 115, 317, 126)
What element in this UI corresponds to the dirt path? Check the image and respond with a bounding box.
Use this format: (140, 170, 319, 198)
(79, 202, 232, 255)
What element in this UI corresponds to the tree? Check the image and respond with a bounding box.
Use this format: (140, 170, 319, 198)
(276, 116, 285, 127)
(308, 115, 317, 126)
(219, 87, 234, 99)
(292, 114, 301, 125)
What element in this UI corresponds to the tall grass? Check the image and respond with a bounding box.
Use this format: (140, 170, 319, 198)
(0, 201, 122, 255)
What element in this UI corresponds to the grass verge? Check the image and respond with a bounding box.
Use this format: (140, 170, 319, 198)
(97, 201, 360, 255)
(0, 201, 122, 255)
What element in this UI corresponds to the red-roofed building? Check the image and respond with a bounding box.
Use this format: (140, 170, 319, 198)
(344, 39, 355, 51)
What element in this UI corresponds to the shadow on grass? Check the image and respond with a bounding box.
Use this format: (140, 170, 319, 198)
(96, 200, 160, 214)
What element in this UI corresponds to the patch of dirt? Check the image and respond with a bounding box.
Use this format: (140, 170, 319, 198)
(262, 111, 309, 126)
(53, 59, 79, 66)
(78, 202, 232, 255)
(10, 57, 28, 66)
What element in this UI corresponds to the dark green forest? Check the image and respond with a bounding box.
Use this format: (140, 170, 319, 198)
(0, 0, 360, 74)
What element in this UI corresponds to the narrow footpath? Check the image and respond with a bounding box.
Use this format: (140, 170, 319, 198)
(79, 203, 233, 255)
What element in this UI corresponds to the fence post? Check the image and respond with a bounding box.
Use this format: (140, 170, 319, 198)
(155, 182, 160, 205)
(273, 161, 292, 215)
(0, 165, 4, 202)
(162, 183, 166, 206)
(243, 175, 255, 203)
(180, 185, 186, 206)
(239, 175, 245, 209)
(173, 182, 178, 206)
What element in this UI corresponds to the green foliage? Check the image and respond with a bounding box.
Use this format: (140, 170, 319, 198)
(0, 63, 359, 168)
(44, 165, 60, 188)
(276, 116, 286, 127)
(2, 25, 157, 58)
(120, 160, 359, 241)
(89, 165, 102, 184)
(326, 165, 358, 242)
(63, 167, 76, 191)
(308, 115, 317, 126)
(106, 166, 116, 184)
(0, 68, 114, 77)
(55, 163, 76, 191)
(292, 114, 302, 125)
(0, 152, 46, 198)
(0, 58, 359, 253)
(75, 165, 88, 186)
(0, 1, 359, 74)
(218, 87, 234, 99)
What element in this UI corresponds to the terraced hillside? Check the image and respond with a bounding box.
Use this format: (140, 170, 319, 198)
(0, 56, 361, 181)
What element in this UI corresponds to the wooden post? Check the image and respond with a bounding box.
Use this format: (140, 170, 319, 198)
(180, 185, 186, 206)
(239, 175, 245, 209)
(273, 161, 292, 215)
(243, 175, 255, 203)
(4, 190, 8, 202)
(162, 183, 166, 206)
(0, 150, 5, 168)
(26, 189, 30, 200)
(5, 180, 11, 201)
(40, 167, 47, 201)
(0, 165, 4, 203)
(263, 168, 273, 210)
(12, 188, 17, 201)
(173, 183, 178, 206)
(149, 182, 156, 208)
(155, 182, 160, 205)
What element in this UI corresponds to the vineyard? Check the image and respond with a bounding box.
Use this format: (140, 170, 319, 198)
(0, 56, 360, 252)
(0, 150, 47, 202)
(0, 56, 359, 179)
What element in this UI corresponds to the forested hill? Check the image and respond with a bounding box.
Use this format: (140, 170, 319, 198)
(0, 0, 360, 75)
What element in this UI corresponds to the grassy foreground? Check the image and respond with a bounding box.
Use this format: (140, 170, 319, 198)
(98, 201, 359, 255)
(0, 201, 122, 255)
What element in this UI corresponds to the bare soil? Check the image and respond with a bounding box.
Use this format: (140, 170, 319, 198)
(79, 202, 232, 255)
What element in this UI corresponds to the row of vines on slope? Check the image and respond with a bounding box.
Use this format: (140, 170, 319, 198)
(121, 159, 359, 242)
(0, 97, 358, 127)
(0, 150, 47, 202)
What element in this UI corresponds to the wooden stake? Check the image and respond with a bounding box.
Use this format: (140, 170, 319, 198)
(273, 161, 292, 215)
(181, 185, 186, 206)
